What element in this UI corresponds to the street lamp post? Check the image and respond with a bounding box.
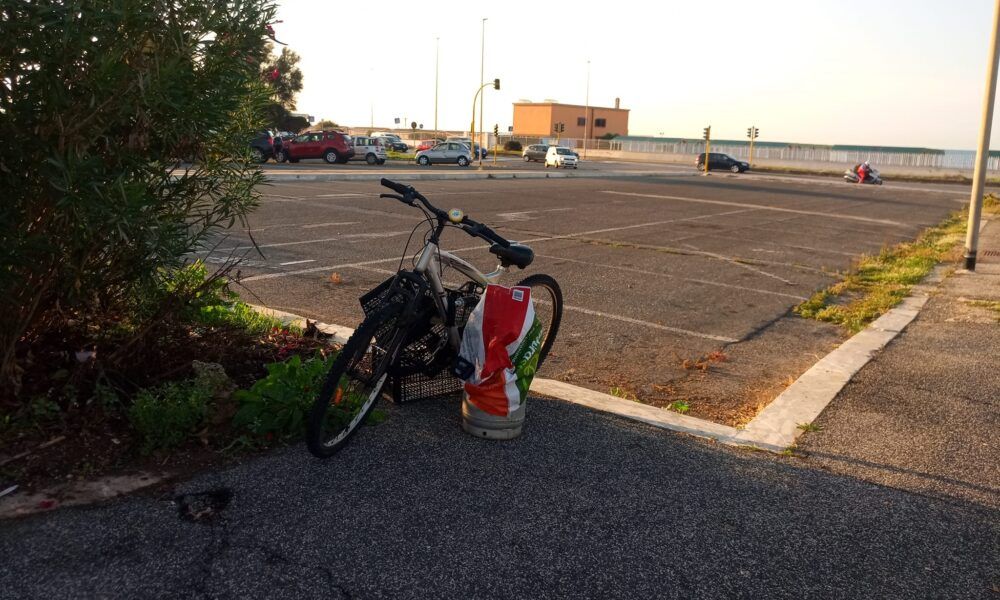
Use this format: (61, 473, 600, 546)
(964, 0, 1000, 271)
(583, 59, 590, 159)
(434, 37, 439, 135)
(479, 17, 487, 168)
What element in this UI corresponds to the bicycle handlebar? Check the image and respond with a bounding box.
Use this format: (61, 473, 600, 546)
(379, 178, 511, 248)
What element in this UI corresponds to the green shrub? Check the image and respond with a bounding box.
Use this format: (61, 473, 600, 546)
(0, 0, 277, 382)
(233, 353, 334, 442)
(504, 140, 523, 151)
(129, 382, 212, 455)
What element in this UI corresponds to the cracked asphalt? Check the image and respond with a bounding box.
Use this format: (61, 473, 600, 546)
(1, 397, 997, 598)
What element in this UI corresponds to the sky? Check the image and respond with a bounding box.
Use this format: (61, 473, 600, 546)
(275, 0, 999, 150)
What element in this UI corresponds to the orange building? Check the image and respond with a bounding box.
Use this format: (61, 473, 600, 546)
(512, 100, 629, 139)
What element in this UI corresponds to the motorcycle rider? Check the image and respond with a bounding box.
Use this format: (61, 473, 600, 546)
(856, 160, 872, 184)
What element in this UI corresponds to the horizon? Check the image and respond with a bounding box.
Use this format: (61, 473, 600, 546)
(275, 0, 1000, 150)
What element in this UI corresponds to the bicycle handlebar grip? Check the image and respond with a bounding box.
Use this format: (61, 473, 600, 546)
(380, 178, 411, 195)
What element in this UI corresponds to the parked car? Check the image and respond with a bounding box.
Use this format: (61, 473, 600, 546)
(276, 130, 355, 164)
(522, 144, 550, 162)
(414, 142, 472, 167)
(695, 152, 749, 173)
(373, 134, 409, 152)
(249, 130, 277, 163)
(544, 146, 578, 169)
(350, 136, 388, 165)
(446, 137, 488, 159)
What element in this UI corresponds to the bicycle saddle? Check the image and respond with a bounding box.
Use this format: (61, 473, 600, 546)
(490, 243, 534, 269)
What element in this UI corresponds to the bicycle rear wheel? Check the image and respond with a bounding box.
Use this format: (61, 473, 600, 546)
(515, 274, 563, 368)
(306, 306, 403, 458)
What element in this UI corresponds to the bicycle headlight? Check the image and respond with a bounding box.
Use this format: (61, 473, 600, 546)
(448, 209, 464, 224)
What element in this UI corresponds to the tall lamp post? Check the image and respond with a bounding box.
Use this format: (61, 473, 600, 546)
(434, 37, 440, 135)
(964, 0, 1000, 271)
(478, 18, 488, 168)
(583, 59, 591, 159)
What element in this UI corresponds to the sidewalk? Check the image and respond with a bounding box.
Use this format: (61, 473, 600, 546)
(796, 216, 1000, 510)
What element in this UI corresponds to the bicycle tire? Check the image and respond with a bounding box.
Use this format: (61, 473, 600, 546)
(305, 305, 403, 458)
(515, 274, 563, 367)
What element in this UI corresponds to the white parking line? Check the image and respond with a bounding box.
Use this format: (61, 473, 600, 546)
(335, 262, 739, 343)
(602, 190, 909, 227)
(279, 259, 316, 266)
(216, 231, 410, 252)
(562, 305, 739, 343)
(533, 254, 809, 300)
(301, 221, 361, 229)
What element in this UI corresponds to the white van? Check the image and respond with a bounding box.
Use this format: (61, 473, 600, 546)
(350, 136, 388, 165)
(544, 146, 578, 169)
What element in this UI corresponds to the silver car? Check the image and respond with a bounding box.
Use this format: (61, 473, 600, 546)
(414, 142, 472, 167)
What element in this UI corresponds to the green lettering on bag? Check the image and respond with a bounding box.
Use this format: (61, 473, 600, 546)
(511, 317, 543, 400)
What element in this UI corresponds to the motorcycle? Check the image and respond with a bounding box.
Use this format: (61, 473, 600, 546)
(843, 166, 883, 185)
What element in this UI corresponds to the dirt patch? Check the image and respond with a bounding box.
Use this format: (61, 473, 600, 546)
(0, 324, 326, 497)
(550, 313, 845, 427)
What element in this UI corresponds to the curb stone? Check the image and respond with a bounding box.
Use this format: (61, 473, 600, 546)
(247, 264, 948, 453)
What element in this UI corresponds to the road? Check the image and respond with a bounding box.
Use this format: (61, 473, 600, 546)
(1, 398, 996, 598)
(209, 171, 967, 420)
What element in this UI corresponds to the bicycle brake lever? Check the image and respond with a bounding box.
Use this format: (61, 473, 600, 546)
(379, 193, 409, 203)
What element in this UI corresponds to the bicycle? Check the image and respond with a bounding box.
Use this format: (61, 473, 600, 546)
(305, 178, 563, 458)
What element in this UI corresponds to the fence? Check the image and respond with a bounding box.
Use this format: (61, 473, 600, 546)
(495, 136, 1000, 171)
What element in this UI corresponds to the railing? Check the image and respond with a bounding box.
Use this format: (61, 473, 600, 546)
(496, 137, 997, 171)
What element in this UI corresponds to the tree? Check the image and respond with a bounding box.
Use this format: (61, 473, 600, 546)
(0, 0, 277, 384)
(314, 119, 340, 129)
(259, 43, 303, 130)
(260, 46, 303, 110)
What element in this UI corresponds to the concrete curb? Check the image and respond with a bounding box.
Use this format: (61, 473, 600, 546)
(247, 264, 942, 453)
(262, 169, 692, 183)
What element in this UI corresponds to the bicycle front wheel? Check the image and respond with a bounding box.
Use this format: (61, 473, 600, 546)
(515, 274, 563, 368)
(306, 307, 402, 458)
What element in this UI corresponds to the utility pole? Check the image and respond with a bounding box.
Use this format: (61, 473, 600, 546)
(965, 0, 1000, 271)
(703, 126, 711, 174)
(434, 37, 440, 135)
(478, 17, 487, 169)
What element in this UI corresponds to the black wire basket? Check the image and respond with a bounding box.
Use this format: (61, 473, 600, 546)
(359, 274, 481, 404)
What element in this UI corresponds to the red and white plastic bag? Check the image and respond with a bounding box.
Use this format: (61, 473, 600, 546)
(457, 284, 543, 416)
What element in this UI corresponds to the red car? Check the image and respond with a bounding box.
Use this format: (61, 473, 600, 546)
(276, 130, 355, 164)
(416, 139, 443, 152)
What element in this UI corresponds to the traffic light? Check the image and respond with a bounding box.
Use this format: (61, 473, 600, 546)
(493, 124, 499, 137)
(753, 127, 759, 139)
(747, 127, 753, 139)
(553, 123, 559, 134)
(559, 123, 565, 133)
(703, 126, 711, 140)
(493, 78, 500, 90)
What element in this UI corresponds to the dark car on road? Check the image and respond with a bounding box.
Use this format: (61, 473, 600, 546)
(696, 152, 750, 173)
(522, 144, 550, 162)
(276, 130, 355, 164)
(249, 130, 277, 163)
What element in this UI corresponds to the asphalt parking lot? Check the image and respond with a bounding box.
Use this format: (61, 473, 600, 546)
(209, 173, 965, 417)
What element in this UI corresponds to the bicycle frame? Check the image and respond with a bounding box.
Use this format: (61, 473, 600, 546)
(413, 240, 505, 350)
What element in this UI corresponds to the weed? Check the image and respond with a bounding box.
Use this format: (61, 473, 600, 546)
(233, 352, 335, 443)
(128, 380, 213, 455)
(366, 408, 388, 426)
(795, 210, 970, 332)
(196, 301, 293, 336)
(796, 422, 823, 433)
(965, 299, 1000, 317)
(667, 400, 691, 414)
(609, 386, 637, 401)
